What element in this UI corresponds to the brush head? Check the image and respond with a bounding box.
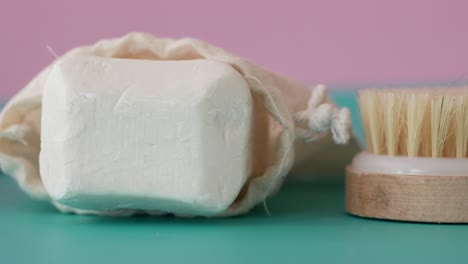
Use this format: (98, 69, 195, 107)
(359, 87, 468, 158)
(347, 87, 468, 223)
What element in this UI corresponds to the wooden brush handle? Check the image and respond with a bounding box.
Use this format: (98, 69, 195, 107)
(346, 166, 468, 223)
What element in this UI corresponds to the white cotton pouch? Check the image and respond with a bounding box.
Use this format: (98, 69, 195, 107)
(0, 33, 360, 217)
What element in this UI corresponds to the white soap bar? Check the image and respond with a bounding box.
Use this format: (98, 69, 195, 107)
(40, 56, 252, 216)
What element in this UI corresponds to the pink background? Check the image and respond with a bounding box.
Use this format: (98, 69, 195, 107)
(2, 0, 468, 97)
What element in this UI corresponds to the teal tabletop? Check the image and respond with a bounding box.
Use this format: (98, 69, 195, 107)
(0, 91, 466, 264)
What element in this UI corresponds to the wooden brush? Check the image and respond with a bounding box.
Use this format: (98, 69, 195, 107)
(346, 87, 468, 223)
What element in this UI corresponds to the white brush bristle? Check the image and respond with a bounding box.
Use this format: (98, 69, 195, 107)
(359, 88, 468, 158)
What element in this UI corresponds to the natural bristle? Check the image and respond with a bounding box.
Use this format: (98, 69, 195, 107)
(359, 88, 468, 158)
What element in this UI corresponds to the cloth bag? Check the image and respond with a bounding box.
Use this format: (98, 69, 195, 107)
(0, 33, 360, 216)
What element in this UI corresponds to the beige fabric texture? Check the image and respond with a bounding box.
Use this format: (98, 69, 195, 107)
(0, 33, 360, 216)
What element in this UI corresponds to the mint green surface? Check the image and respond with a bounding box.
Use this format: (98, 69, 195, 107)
(0, 93, 467, 264)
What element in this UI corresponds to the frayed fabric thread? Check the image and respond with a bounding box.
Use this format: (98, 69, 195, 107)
(263, 200, 272, 216)
(46, 45, 60, 59)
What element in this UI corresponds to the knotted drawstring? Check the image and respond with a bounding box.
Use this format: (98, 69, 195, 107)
(294, 84, 351, 144)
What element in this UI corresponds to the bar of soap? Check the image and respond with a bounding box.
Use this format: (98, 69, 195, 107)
(40, 56, 252, 216)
